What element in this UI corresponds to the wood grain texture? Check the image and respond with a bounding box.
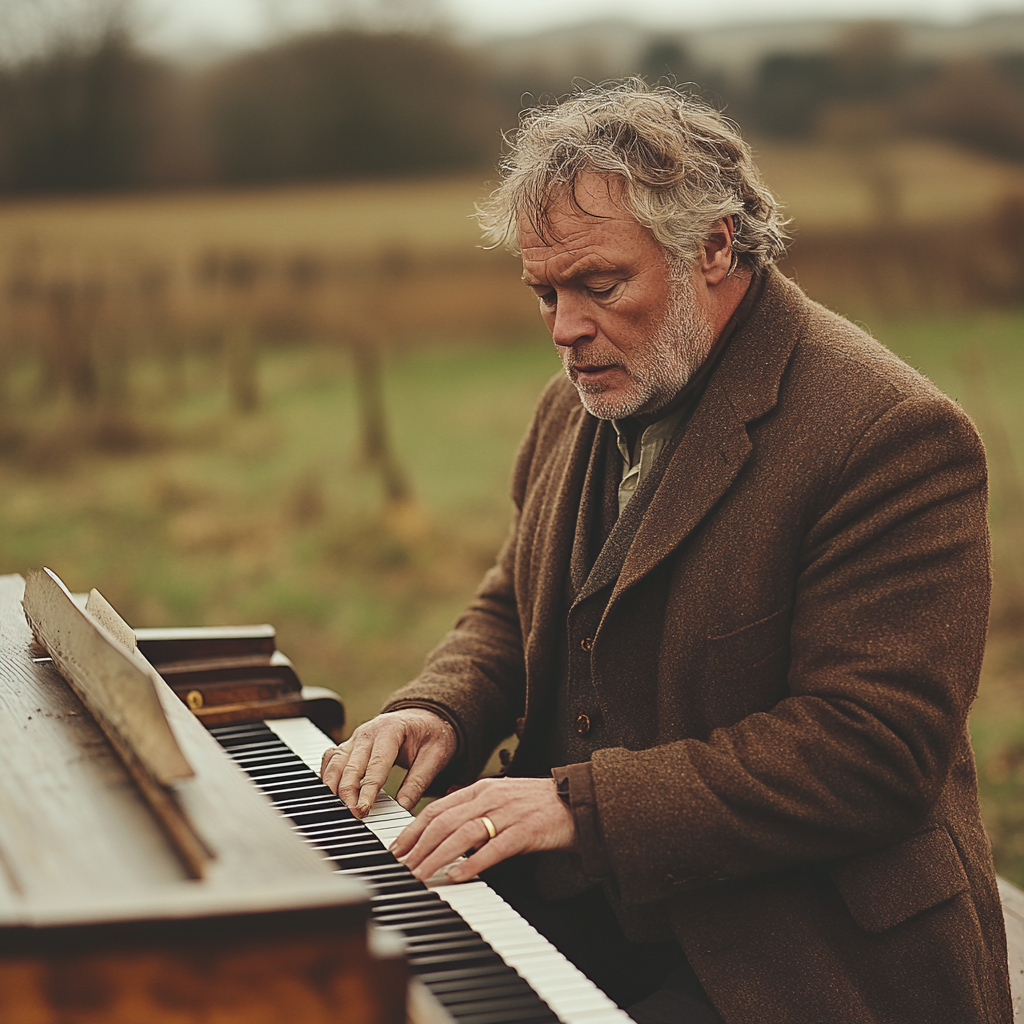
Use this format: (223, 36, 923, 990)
(0, 907, 404, 1024)
(84, 589, 137, 653)
(23, 568, 211, 877)
(23, 568, 194, 786)
(0, 573, 366, 928)
(0, 574, 394, 1024)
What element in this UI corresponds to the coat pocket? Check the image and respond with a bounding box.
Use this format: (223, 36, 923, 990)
(702, 606, 791, 728)
(706, 605, 790, 669)
(830, 825, 970, 933)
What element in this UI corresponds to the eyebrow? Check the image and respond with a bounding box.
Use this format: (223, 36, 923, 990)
(520, 254, 614, 287)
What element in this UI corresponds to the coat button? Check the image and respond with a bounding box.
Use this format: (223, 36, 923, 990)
(580, 637, 594, 651)
(576, 714, 591, 735)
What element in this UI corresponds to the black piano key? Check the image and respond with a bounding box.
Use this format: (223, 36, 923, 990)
(407, 944, 506, 967)
(442, 994, 556, 1017)
(403, 934, 489, 954)
(287, 807, 359, 826)
(410, 947, 503, 971)
(433, 979, 536, 1001)
(371, 889, 441, 905)
(322, 853, 398, 872)
(451, 1006, 559, 1024)
(378, 920, 475, 939)
(374, 906, 467, 926)
(299, 827, 374, 845)
(415, 964, 519, 986)
(437, 983, 535, 1002)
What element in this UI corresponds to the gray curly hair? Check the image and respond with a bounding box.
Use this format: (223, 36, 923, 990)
(476, 79, 788, 271)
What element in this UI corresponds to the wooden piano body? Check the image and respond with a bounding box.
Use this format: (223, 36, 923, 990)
(0, 573, 404, 1024)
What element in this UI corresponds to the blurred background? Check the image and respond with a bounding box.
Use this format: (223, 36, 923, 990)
(1, 0, 1023, 880)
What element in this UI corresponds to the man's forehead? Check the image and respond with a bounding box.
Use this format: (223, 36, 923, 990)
(518, 174, 639, 249)
(518, 182, 657, 285)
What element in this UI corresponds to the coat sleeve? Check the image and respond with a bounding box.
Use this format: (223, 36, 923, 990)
(381, 378, 563, 786)
(588, 392, 991, 906)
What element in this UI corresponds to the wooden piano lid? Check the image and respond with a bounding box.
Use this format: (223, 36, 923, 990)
(0, 573, 366, 930)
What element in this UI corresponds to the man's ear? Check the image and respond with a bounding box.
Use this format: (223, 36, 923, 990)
(699, 217, 735, 285)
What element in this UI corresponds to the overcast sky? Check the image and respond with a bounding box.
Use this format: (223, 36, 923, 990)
(138, 0, 1024, 58)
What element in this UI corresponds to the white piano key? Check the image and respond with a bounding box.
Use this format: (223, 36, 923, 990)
(265, 718, 634, 1024)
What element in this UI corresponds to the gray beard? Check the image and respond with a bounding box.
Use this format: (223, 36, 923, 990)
(564, 276, 717, 421)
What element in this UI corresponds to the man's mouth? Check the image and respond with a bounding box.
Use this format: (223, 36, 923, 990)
(570, 363, 625, 385)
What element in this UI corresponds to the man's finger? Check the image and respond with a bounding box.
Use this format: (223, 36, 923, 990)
(409, 816, 497, 881)
(336, 734, 376, 811)
(400, 794, 491, 872)
(390, 784, 476, 857)
(321, 747, 351, 795)
(320, 742, 349, 777)
(354, 736, 402, 815)
(394, 743, 454, 811)
(446, 831, 520, 882)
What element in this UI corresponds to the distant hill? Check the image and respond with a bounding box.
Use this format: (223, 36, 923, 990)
(482, 12, 1024, 91)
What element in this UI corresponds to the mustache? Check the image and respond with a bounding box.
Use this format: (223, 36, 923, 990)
(560, 349, 626, 373)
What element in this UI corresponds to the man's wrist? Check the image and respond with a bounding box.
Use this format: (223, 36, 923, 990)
(383, 701, 464, 760)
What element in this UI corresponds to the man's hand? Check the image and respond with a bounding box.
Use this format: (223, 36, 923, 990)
(389, 777, 576, 882)
(320, 708, 457, 817)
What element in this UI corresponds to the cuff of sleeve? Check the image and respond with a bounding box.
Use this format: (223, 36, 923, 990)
(551, 762, 612, 880)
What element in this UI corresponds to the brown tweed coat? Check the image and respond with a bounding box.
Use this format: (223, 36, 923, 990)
(386, 268, 1012, 1023)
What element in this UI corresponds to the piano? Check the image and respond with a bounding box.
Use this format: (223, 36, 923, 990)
(0, 569, 631, 1024)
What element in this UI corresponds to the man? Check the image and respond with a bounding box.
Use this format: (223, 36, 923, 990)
(321, 82, 1012, 1023)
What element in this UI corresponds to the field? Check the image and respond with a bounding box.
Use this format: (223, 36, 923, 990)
(1, 138, 1023, 881)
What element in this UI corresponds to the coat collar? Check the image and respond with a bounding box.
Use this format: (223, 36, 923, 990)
(586, 266, 805, 607)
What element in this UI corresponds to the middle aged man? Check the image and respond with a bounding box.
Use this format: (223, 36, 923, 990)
(321, 82, 1011, 1023)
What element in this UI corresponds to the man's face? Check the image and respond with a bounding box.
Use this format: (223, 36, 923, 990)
(519, 173, 717, 420)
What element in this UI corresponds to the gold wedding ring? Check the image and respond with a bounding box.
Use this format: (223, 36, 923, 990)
(479, 815, 498, 840)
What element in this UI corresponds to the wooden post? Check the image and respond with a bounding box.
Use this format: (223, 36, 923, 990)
(351, 340, 411, 508)
(225, 323, 260, 414)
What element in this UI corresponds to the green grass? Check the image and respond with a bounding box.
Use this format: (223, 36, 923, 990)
(1, 309, 1022, 882)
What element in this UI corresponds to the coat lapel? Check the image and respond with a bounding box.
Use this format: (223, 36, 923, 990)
(519, 402, 598, 721)
(610, 377, 752, 603)
(568, 419, 613, 597)
(606, 267, 804, 608)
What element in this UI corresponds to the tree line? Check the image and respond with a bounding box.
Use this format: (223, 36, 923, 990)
(1, 15, 1023, 195)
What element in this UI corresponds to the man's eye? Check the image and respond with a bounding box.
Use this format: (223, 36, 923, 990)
(538, 292, 557, 309)
(590, 285, 617, 299)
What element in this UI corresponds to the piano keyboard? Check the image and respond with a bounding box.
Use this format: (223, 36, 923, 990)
(209, 718, 632, 1024)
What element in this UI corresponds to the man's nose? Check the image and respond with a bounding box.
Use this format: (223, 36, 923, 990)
(550, 294, 595, 349)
